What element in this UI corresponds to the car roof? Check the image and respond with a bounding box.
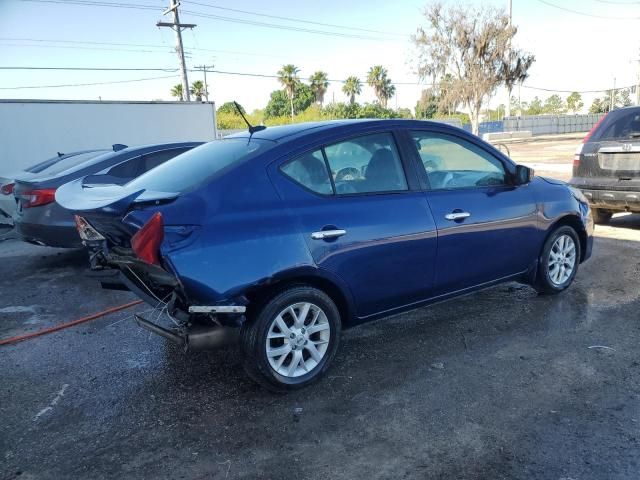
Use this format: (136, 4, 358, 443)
(226, 119, 467, 143)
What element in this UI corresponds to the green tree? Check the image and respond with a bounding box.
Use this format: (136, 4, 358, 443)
(265, 84, 314, 119)
(543, 94, 566, 114)
(589, 97, 606, 114)
(277, 64, 300, 119)
(170, 84, 183, 101)
(620, 88, 632, 107)
(342, 76, 362, 105)
(217, 101, 245, 115)
(309, 71, 329, 106)
(190, 80, 207, 102)
(412, 3, 534, 134)
(367, 65, 395, 108)
(566, 92, 583, 114)
(415, 89, 438, 119)
(525, 96, 544, 115)
(324, 102, 361, 119)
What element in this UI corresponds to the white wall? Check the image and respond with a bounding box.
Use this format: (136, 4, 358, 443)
(0, 100, 217, 175)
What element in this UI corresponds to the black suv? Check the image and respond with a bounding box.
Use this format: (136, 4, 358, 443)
(570, 106, 640, 223)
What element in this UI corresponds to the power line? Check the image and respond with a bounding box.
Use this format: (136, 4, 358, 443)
(0, 42, 173, 54)
(0, 74, 180, 90)
(2, 65, 634, 93)
(20, 0, 403, 42)
(180, 9, 401, 41)
(534, 0, 640, 19)
(593, 0, 640, 4)
(182, 0, 407, 37)
(0, 66, 179, 71)
(0, 37, 300, 59)
(20, 0, 161, 11)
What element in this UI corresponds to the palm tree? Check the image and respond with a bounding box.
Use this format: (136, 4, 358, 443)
(380, 78, 396, 108)
(342, 76, 362, 105)
(309, 71, 329, 106)
(170, 84, 184, 101)
(190, 80, 207, 102)
(367, 65, 395, 108)
(277, 64, 300, 119)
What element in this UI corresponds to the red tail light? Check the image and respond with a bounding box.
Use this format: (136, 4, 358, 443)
(131, 212, 164, 265)
(583, 113, 607, 144)
(21, 188, 57, 208)
(0, 182, 14, 195)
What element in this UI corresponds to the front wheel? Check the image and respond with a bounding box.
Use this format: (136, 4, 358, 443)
(240, 286, 341, 392)
(535, 225, 581, 295)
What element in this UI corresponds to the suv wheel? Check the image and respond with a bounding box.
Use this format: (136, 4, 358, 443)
(592, 209, 613, 225)
(535, 225, 581, 295)
(240, 286, 341, 392)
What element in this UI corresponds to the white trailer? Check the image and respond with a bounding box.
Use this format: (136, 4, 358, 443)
(0, 99, 217, 221)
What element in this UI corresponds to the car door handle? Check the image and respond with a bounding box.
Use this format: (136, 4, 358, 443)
(445, 211, 471, 221)
(311, 229, 347, 240)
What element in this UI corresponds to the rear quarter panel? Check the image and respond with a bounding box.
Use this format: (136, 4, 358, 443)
(157, 159, 319, 306)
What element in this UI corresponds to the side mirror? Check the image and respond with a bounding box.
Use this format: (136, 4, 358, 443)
(515, 164, 534, 185)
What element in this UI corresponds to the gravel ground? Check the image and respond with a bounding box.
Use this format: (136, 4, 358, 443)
(1, 212, 640, 479)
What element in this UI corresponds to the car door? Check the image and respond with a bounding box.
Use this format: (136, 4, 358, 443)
(270, 131, 438, 318)
(409, 130, 539, 295)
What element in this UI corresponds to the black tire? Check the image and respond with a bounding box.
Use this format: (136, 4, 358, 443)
(535, 225, 581, 295)
(240, 286, 341, 392)
(592, 208, 613, 225)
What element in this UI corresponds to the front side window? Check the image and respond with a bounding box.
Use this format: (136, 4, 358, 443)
(411, 131, 507, 190)
(281, 150, 333, 195)
(324, 133, 407, 194)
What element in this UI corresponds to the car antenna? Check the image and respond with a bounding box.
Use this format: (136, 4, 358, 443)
(234, 101, 266, 139)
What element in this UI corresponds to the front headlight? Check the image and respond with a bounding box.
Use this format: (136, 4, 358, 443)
(568, 186, 589, 204)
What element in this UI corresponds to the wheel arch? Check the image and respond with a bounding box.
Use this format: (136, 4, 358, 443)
(547, 214, 588, 262)
(243, 267, 355, 327)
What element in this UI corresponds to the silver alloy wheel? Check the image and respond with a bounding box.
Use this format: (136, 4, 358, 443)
(265, 302, 331, 378)
(548, 234, 576, 286)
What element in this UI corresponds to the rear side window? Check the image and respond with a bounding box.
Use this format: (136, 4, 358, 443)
(325, 133, 407, 194)
(281, 150, 333, 195)
(125, 139, 269, 193)
(33, 151, 110, 176)
(593, 110, 640, 141)
(280, 132, 408, 196)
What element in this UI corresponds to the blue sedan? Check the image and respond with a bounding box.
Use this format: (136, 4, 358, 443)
(57, 120, 593, 391)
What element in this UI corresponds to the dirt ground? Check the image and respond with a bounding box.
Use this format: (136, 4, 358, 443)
(500, 133, 583, 182)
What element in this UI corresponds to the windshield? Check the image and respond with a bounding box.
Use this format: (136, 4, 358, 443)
(125, 139, 270, 193)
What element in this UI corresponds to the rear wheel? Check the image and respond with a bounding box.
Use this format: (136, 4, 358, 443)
(592, 208, 613, 225)
(535, 226, 581, 295)
(240, 286, 341, 392)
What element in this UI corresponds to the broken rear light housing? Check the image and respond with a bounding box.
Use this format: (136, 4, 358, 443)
(21, 188, 57, 208)
(131, 212, 164, 266)
(0, 182, 14, 195)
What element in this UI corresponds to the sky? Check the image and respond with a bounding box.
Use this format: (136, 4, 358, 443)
(1, 0, 639, 113)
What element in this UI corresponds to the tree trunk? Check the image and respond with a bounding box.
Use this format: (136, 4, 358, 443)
(289, 92, 294, 120)
(505, 87, 512, 118)
(350, 95, 355, 105)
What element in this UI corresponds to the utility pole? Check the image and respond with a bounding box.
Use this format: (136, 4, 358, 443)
(611, 77, 616, 112)
(636, 48, 640, 106)
(505, 0, 513, 118)
(193, 64, 214, 102)
(157, 1, 196, 101)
